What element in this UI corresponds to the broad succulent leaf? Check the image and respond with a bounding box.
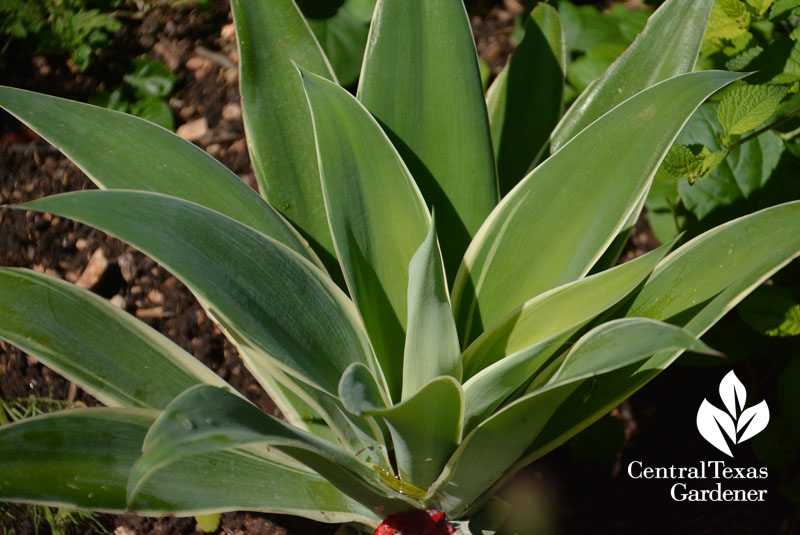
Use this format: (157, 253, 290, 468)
(128, 385, 415, 515)
(551, 0, 715, 151)
(341, 370, 463, 491)
(0, 268, 227, 409)
(231, 0, 339, 271)
(452, 71, 744, 346)
(487, 3, 566, 193)
(514, 201, 800, 476)
(300, 68, 430, 400)
(402, 220, 462, 400)
(548, 318, 720, 384)
(241, 353, 390, 468)
(0, 409, 379, 526)
(461, 242, 671, 378)
(20, 191, 382, 398)
(427, 320, 715, 517)
(358, 0, 498, 279)
(0, 87, 320, 267)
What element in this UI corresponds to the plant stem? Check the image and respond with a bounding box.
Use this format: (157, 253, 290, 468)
(727, 107, 800, 150)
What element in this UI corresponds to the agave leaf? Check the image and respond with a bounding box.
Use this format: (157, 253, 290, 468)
(0, 86, 319, 268)
(462, 242, 671, 378)
(452, 70, 744, 346)
(128, 385, 415, 515)
(0, 268, 226, 409)
(549, 318, 719, 384)
(487, 3, 566, 193)
(231, 0, 338, 271)
(428, 320, 712, 517)
(550, 0, 714, 151)
(500, 201, 800, 502)
(341, 369, 463, 491)
(0, 408, 379, 525)
(20, 191, 383, 399)
(300, 69, 430, 400)
(358, 0, 498, 278)
(402, 220, 462, 400)
(462, 331, 572, 435)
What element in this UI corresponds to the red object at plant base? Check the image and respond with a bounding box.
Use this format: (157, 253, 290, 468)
(373, 510, 455, 535)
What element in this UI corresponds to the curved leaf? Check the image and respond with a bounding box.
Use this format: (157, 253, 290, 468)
(402, 220, 461, 400)
(0, 86, 319, 267)
(20, 191, 380, 398)
(0, 268, 225, 409)
(428, 319, 712, 516)
(549, 318, 719, 384)
(0, 408, 379, 525)
(300, 69, 430, 400)
(462, 243, 671, 378)
(341, 370, 463, 491)
(358, 0, 498, 278)
(231, 0, 338, 270)
(487, 3, 566, 193)
(128, 385, 415, 515)
(551, 0, 714, 151)
(508, 201, 800, 486)
(452, 71, 744, 346)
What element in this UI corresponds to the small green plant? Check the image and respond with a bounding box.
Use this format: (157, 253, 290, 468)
(1, 1, 800, 534)
(0, 0, 123, 71)
(90, 57, 177, 130)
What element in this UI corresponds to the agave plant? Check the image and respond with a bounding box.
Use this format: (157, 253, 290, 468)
(1, 0, 799, 533)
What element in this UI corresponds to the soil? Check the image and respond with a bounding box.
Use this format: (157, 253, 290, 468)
(1, 1, 797, 534)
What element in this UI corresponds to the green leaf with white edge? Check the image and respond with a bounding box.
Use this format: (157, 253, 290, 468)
(452, 71, 744, 347)
(0, 268, 226, 410)
(459, 245, 671, 433)
(300, 68, 430, 401)
(551, 0, 714, 152)
(427, 321, 714, 517)
(339, 363, 391, 415)
(402, 220, 461, 400)
(486, 3, 566, 193)
(549, 318, 720, 384)
(0, 86, 318, 268)
(128, 385, 414, 515)
(462, 243, 671, 378)
(21, 191, 381, 399)
(231, 0, 338, 271)
(462, 331, 573, 435)
(358, 0, 498, 280)
(0, 408, 379, 526)
(341, 370, 463, 491)
(512, 201, 800, 478)
(739, 285, 800, 337)
(718, 83, 788, 139)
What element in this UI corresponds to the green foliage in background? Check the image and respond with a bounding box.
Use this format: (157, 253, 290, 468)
(0, 0, 122, 71)
(90, 57, 177, 130)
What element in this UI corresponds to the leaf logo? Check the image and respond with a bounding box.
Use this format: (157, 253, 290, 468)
(696, 371, 769, 457)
